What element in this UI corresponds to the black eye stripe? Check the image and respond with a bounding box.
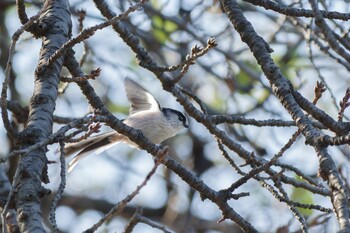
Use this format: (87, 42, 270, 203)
(162, 108, 187, 122)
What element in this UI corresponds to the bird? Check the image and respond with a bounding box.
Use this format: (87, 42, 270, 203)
(64, 78, 189, 172)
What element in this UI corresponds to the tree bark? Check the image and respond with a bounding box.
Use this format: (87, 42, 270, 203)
(14, 1, 71, 232)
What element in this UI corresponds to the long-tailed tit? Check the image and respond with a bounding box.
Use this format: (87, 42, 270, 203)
(64, 78, 188, 172)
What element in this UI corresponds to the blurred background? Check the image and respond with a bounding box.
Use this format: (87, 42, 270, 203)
(1, 0, 350, 232)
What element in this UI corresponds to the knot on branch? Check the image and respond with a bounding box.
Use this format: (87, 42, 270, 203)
(42, 156, 50, 184)
(265, 43, 274, 53)
(267, 64, 278, 76)
(320, 135, 332, 146)
(161, 77, 176, 91)
(30, 94, 53, 107)
(317, 168, 328, 181)
(218, 189, 250, 202)
(18, 127, 42, 146)
(30, 19, 50, 38)
(35, 63, 50, 77)
(38, 186, 51, 198)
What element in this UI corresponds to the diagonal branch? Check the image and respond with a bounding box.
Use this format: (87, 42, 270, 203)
(219, 0, 350, 231)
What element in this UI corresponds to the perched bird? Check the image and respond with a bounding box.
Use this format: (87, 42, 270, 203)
(65, 78, 188, 172)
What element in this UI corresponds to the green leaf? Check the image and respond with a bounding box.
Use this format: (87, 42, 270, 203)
(235, 61, 260, 94)
(150, 0, 160, 9)
(164, 20, 178, 33)
(152, 29, 168, 45)
(151, 16, 178, 45)
(152, 15, 163, 29)
(290, 176, 314, 217)
(107, 102, 129, 114)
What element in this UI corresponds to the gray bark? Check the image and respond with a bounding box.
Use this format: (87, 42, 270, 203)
(14, 1, 71, 232)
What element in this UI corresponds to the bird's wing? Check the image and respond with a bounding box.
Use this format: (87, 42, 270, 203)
(124, 78, 160, 115)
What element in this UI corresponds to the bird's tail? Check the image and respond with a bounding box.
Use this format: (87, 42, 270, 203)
(64, 132, 124, 172)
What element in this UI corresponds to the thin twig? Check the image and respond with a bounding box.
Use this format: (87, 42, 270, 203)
(49, 141, 67, 233)
(0, 116, 92, 162)
(171, 38, 217, 84)
(60, 67, 101, 83)
(46, 0, 148, 67)
(83, 147, 168, 233)
(1, 8, 45, 139)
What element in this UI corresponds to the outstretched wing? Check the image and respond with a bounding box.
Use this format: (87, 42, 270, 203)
(124, 78, 160, 115)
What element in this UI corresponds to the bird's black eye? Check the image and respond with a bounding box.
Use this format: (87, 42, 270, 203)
(177, 113, 189, 128)
(162, 108, 187, 125)
(178, 114, 185, 122)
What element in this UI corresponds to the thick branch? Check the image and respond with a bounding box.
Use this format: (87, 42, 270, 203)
(13, 0, 71, 232)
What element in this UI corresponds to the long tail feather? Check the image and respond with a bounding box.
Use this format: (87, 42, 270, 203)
(65, 132, 124, 172)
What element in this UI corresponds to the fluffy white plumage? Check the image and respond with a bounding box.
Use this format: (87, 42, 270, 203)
(64, 78, 188, 172)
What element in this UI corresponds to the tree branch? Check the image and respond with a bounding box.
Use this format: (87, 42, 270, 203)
(9, 0, 72, 232)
